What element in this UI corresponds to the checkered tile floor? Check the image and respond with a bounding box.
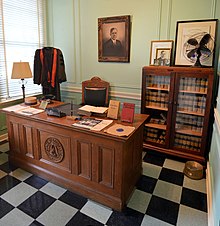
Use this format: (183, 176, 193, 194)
(0, 141, 208, 226)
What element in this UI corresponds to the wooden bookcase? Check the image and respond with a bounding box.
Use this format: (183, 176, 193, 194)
(141, 66, 214, 164)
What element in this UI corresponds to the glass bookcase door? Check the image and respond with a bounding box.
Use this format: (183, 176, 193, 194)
(144, 75, 171, 147)
(173, 76, 208, 152)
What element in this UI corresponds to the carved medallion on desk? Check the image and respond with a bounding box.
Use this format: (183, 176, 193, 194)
(44, 137, 64, 163)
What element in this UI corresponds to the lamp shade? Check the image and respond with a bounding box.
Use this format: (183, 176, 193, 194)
(11, 62, 32, 79)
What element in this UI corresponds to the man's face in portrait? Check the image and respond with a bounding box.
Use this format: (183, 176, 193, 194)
(160, 51, 165, 59)
(110, 28, 118, 40)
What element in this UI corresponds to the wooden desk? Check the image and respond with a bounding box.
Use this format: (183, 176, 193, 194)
(3, 102, 148, 210)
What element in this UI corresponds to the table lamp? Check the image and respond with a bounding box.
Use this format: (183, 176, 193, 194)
(11, 62, 32, 101)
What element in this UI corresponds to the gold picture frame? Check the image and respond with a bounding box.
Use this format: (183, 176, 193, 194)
(98, 15, 131, 62)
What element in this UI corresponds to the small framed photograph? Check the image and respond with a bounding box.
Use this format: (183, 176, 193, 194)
(174, 19, 217, 67)
(149, 40, 173, 66)
(98, 15, 131, 62)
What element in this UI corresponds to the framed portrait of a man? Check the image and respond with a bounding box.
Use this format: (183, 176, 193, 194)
(149, 40, 173, 66)
(98, 15, 131, 62)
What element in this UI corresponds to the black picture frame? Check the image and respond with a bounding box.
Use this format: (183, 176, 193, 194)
(98, 15, 131, 62)
(174, 19, 218, 67)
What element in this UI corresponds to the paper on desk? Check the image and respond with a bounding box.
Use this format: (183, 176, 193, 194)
(2, 105, 44, 115)
(18, 107, 44, 115)
(3, 105, 30, 112)
(91, 119, 113, 131)
(78, 105, 108, 114)
(104, 123, 135, 136)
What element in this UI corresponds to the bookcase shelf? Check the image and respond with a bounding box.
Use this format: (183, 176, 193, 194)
(177, 110, 205, 117)
(145, 123, 166, 130)
(175, 128, 202, 137)
(145, 106, 168, 111)
(146, 87, 169, 91)
(179, 90, 207, 95)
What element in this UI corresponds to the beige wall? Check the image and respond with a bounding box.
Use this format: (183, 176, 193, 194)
(47, 0, 220, 107)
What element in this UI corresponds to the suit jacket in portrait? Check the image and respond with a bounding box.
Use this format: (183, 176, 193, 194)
(103, 39, 124, 57)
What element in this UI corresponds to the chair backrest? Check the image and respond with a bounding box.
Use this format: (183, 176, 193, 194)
(82, 76, 109, 106)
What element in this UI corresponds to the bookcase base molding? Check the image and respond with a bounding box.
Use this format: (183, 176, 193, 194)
(143, 143, 206, 164)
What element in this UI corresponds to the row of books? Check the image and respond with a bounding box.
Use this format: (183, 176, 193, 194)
(179, 77, 208, 92)
(146, 76, 170, 89)
(146, 76, 208, 93)
(174, 133, 201, 151)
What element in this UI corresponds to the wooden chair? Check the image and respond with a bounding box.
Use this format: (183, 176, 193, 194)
(82, 76, 109, 106)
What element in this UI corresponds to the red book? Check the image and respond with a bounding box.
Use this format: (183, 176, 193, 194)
(121, 103, 135, 123)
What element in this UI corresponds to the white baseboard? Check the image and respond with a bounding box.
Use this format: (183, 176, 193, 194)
(206, 161, 214, 226)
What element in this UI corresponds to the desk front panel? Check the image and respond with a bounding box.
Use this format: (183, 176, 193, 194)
(6, 112, 146, 210)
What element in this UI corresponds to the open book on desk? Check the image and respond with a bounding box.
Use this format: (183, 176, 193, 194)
(77, 105, 108, 116)
(72, 118, 113, 131)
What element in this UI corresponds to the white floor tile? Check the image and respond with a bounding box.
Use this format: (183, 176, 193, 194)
(80, 200, 112, 224)
(0, 208, 34, 226)
(37, 200, 77, 226)
(127, 189, 152, 213)
(141, 214, 173, 226)
(1, 182, 37, 207)
(40, 182, 66, 199)
(163, 159, 185, 173)
(183, 176, 207, 193)
(176, 205, 208, 226)
(142, 162, 162, 179)
(9, 168, 32, 181)
(153, 180, 182, 203)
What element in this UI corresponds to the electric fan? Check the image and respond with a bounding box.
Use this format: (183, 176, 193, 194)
(184, 32, 214, 67)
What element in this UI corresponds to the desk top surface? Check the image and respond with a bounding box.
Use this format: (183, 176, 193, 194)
(3, 101, 149, 140)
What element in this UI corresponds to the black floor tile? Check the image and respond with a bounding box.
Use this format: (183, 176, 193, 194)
(135, 175, 157, 194)
(24, 175, 48, 189)
(106, 207, 144, 226)
(143, 150, 166, 166)
(59, 190, 88, 209)
(66, 211, 104, 226)
(0, 175, 21, 195)
(0, 140, 8, 145)
(29, 221, 44, 226)
(0, 198, 14, 218)
(146, 195, 179, 225)
(159, 168, 184, 186)
(18, 191, 56, 218)
(181, 187, 207, 212)
(0, 162, 18, 173)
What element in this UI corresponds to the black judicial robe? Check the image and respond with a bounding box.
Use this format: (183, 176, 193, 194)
(34, 47, 67, 101)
